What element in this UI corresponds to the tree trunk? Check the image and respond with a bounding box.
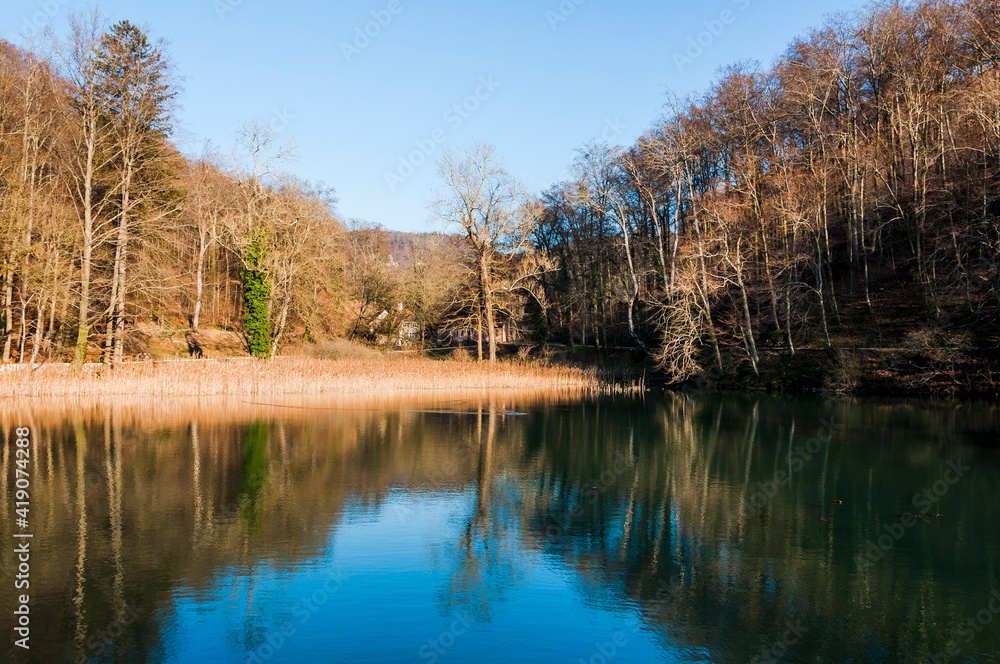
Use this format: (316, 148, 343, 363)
(815, 235, 833, 349)
(617, 220, 646, 351)
(113, 252, 128, 364)
(735, 267, 759, 376)
(1, 270, 12, 363)
(113, 160, 133, 365)
(269, 287, 291, 359)
(103, 245, 121, 365)
(476, 309, 483, 361)
(193, 226, 207, 332)
(649, 202, 670, 299)
(48, 296, 57, 345)
(785, 286, 795, 357)
(481, 257, 497, 362)
(17, 297, 29, 364)
(30, 297, 45, 365)
(74, 115, 98, 366)
(670, 186, 682, 296)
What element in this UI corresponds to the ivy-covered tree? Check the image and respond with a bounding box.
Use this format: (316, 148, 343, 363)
(241, 230, 271, 358)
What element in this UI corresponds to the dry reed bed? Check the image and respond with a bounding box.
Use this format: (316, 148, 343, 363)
(0, 356, 619, 399)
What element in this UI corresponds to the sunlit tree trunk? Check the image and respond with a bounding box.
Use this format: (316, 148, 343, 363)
(1, 273, 12, 363)
(30, 296, 45, 365)
(481, 255, 498, 362)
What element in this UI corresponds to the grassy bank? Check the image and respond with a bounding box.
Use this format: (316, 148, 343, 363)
(0, 355, 636, 399)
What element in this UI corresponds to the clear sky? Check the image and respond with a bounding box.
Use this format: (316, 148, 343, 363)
(3, 0, 861, 232)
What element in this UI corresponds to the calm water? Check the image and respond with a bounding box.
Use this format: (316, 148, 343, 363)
(1, 393, 999, 663)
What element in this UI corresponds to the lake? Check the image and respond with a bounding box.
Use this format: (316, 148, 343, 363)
(2, 392, 999, 663)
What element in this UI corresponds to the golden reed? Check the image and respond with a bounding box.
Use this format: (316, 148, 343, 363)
(0, 356, 639, 399)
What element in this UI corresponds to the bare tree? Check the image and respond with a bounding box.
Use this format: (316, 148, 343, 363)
(432, 144, 534, 362)
(265, 181, 341, 357)
(94, 20, 178, 364)
(344, 221, 399, 343)
(182, 155, 234, 333)
(55, 10, 115, 364)
(573, 143, 649, 351)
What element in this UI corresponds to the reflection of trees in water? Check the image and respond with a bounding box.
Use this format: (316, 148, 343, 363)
(439, 409, 526, 623)
(234, 421, 270, 655)
(2, 396, 998, 663)
(239, 421, 269, 533)
(518, 394, 1000, 663)
(0, 401, 508, 661)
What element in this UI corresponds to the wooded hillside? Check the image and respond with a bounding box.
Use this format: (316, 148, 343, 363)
(1, 1, 998, 395)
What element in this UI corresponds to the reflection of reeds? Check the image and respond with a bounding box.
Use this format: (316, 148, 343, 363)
(0, 356, 639, 398)
(0, 391, 593, 438)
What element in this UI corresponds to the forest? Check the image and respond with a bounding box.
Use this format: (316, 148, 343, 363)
(1, 0, 999, 395)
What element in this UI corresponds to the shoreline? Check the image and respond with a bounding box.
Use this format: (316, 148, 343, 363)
(2, 348, 995, 401)
(699, 346, 1000, 400)
(0, 355, 639, 399)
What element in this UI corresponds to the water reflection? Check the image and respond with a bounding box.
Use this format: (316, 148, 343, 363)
(239, 422, 269, 533)
(0, 393, 998, 663)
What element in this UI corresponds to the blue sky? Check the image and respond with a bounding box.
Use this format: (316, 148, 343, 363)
(3, 0, 862, 232)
